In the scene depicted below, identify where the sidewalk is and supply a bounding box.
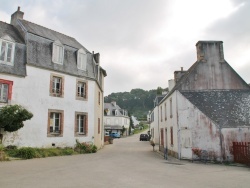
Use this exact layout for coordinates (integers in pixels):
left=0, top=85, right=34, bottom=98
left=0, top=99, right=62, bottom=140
left=155, top=149, right=185, bottom=165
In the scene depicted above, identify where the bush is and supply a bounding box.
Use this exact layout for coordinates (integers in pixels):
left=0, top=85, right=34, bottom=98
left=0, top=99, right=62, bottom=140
left=75, top=140, right=98, bottom=153
left=0, top=105, right=33, bottom=132
left=16, top=147, right=36, bottom=159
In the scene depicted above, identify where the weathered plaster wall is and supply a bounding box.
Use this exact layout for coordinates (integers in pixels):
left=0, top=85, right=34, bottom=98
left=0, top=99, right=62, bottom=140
left=177, top=91, right=250, bottom=161
left=222, top=128, right=250, bottom=161
left=1, top=65, right=96, bottom=148
left=177, top=91, right=221, bottom=160
left=180, top=41, right=250, bottom=91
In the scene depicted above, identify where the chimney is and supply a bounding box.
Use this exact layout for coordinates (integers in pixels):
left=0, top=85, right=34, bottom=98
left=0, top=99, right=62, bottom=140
left=196, top=41, right=224, bottom=63
left=11, top=6, right=24, bottom=26
left=94, top=53, right=100, bottom=64
left=174, top=67, right=186, bottom=83
left=168, top=79, right=175, bottom=91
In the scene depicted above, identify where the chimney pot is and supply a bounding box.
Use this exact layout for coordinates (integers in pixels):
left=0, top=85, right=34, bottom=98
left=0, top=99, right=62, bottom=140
left=181, top=67, right=183, bottom=71
left=18, top=6, right=20, bottom=11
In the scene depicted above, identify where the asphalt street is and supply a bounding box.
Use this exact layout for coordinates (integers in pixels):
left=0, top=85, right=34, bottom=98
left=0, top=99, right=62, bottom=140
left=0, top=133, right=249, bottom=188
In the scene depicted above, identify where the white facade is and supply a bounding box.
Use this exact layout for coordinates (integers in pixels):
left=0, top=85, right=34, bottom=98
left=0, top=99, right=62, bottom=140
left=1, top=66, right=102, bottom=148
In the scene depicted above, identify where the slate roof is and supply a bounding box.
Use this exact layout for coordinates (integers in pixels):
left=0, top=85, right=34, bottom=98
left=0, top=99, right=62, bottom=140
left=0, top=21, right=24, bottom=43
left=18, top=19, right=86, bottom=50
left=0, top=21, right=26, bottom=77
left=104, top=102, right=128, bottom=116
left=180, top=90, right=250, bottom=128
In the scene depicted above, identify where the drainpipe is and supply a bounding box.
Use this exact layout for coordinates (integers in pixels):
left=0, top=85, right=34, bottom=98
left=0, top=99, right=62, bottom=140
left=158, top=105, right=160, bottom=151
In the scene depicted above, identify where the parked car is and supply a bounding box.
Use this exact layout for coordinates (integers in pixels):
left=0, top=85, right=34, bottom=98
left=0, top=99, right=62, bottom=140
left=140, top=134, right=149, bottom=141
left=110, top=132, right=121, bottom=138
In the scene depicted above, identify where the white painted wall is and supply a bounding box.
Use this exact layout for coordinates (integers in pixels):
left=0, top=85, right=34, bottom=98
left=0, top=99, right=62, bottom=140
left=1, top=65, right=98, bottom=148
left=150, top=107, right=159, bottom=144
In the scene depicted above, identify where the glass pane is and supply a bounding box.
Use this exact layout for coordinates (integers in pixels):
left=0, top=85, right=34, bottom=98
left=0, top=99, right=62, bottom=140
left=7, top=43, right=13, bottom=62
left=0, top=42, right=6, bottom=61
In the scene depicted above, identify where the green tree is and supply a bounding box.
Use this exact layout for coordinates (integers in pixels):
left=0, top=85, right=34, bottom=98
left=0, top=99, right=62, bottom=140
left=0, top=105, right=33, bottom=132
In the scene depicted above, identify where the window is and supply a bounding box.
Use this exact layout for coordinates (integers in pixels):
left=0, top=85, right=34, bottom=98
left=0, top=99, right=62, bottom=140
left=170, top=127, right=173, bottom=145
left=170, top=98, right=173, bottom=118
left=98, top=118, right=100, bottom=134
left=50, top=74, right=64, bottom=97
left=98, top=91, right=101, bottom=105
left=77, top=49, right=87, bottom=71
left=76, top=80, right=87, bottom=100
left=160, top=106, right=163, bottom=122
left=161, top=128, right=164, bottom=146
left=48, top=110, right=64, bottom=136
left=0, top=38, right=15, bottom=66
left=0, top=79, right=13, bottom=103
left=75, top=112, right=88, bottom=136
left=52, top=41, right=64, bottom=64
left=164, top=102, right=167, bottom=121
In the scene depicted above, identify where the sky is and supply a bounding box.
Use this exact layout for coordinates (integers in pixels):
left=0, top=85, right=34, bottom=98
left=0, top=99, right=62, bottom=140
left=0, top=0, right=250, bottom=95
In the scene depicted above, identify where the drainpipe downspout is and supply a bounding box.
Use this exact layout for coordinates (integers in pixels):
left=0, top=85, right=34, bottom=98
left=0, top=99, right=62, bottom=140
left=158, top=105, right=160, bottom=151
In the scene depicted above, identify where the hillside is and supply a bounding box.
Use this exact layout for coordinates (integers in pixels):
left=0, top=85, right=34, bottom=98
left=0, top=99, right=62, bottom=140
left=104, top=88, right=165, bottom=120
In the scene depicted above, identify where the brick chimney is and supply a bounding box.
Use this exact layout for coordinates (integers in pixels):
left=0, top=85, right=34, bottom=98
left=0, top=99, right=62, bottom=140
left=196, top=41, right=224, bottom=63
left=11, top=6, right=24, bottom=26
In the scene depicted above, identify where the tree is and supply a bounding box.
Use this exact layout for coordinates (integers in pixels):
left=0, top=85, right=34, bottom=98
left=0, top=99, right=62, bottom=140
left=0, top=105, right=33, bottom=132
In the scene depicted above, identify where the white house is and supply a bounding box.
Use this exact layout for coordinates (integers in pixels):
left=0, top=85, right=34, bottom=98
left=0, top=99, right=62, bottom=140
left=104, top=101, right=130, bottom=136
left=151, top=41, right=250, bottom=161
left=0, top=7, right=107, bottom=149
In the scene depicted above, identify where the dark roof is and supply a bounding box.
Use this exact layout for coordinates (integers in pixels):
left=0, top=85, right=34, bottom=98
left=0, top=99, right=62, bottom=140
left=18, top=19, right=86, bottom=50
left=0, top=21, right=24, bottom=43
left=180, top=90, right=250, bottom=128
left=0, top=21, right=26, bottom=77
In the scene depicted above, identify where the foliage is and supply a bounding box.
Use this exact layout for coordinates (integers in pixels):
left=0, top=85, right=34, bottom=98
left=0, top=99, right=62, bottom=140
left=0, top=144, right=8, bottom=161
left=75, top=139, right=97, bottom=153
left=133, top=124, right=149, bottom=134
left=104, top=88, right=157, bottom=119
left=104, top=87, right=169, bottom=119
left=4, top=146, right=79, bottom=159
left=192, top=148, right=202, bottom=157
left=0, top=105, right=33, bottom=132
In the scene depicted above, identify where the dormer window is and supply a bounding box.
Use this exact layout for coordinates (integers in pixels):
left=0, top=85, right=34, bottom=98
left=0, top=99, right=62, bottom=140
left=0, top=36, right=15, bottom=66
left=77, top=49, right=87, bottom=71
left=52, top=40, right=64, bottom=64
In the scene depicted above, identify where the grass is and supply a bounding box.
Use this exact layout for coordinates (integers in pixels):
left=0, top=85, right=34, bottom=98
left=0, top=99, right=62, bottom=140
left=1, top=141, right=97, bottom=160
left=133, top=124, right=149, bottom=134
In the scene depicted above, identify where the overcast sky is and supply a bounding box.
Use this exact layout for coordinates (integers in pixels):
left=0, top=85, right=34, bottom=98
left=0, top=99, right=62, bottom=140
left=1, top=0, right=249, bottom=95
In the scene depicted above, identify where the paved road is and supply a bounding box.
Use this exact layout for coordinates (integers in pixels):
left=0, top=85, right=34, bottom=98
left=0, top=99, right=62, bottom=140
left=0, top=133, right=249, bottom=188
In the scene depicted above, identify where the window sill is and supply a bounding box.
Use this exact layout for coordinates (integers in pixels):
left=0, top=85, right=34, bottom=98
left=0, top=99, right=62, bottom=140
left=48, top=132, right=62, bottom=137
left=75, top=133, right=87, bottom=137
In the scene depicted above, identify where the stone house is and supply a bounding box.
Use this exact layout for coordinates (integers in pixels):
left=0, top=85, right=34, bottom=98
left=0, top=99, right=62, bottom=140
left=152, top=41, right=250, bottom=161
left=0, top=7, right=106, bottom=148
left=104, top=101, right=130, bottom=136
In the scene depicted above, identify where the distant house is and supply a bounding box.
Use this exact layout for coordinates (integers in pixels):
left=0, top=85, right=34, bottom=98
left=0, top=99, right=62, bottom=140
left=104, top=101, right=130, bottom=136
left=149, top=95, right=165, bottom=145
left=131, top=116, right=140, bottom=127
left=0, top=7, right=106, bottom=148
left=151, top=41, right=250, bottom=161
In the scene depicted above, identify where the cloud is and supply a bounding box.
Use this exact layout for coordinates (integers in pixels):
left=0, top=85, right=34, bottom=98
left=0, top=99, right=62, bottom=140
left=1, top=0, right=250, bottom=95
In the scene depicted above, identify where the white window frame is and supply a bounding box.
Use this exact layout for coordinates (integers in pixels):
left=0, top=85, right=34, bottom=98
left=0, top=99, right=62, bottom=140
left=77, top=49, right=87, bottom=71
left=77, top=114, right=86, bottom=134
left=50, top=112, right=61, bottom=133
left=77, top=81, right=86, bottom=98
left=0, top=37, right=15, bottom=66
left=52, top=76, right=62, bottom=95
left=52, top=41, right=64, bottom=65
left=0, top=83, right=8, bottom=103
